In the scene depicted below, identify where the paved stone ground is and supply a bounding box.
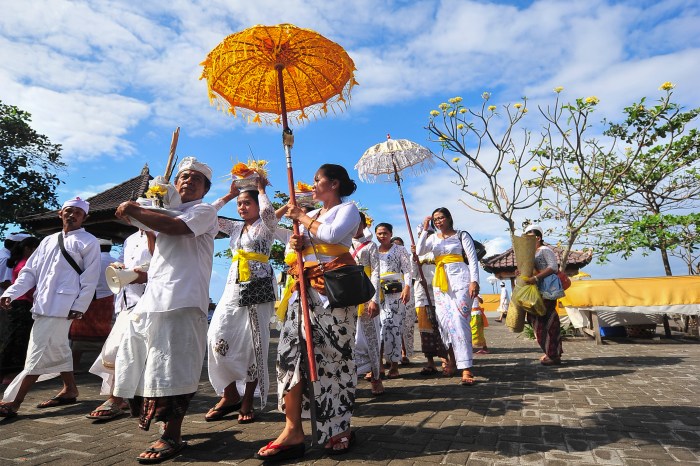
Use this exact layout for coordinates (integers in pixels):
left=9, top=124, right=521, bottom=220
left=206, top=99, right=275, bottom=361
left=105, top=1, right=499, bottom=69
left=1, top=319, right=699, bottom=465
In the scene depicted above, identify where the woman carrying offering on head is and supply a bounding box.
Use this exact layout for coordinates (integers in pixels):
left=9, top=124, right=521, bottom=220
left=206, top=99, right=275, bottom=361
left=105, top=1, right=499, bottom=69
left=207, top=173, right=277, bottom=424
left=522, top=225, right=564, bottom=366
left=256, top=164, right=361, bottom=461
left=375, top=223, right=412, bottom=379
left=417, top=207, right=480, bottom=386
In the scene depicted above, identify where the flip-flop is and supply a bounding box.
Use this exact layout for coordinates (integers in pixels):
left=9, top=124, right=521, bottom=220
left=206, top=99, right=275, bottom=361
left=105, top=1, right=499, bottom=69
left=460, top=370, right=475, bottom=386
left=325, top=431, right=356, bottom=456
left=254, top=441, right=305, bottom=462
left=86, top=400, right=128, bottom=420
left=238, top=409, right=255, bottom=424
left=0, top=404, right=18, bottom=418
left=36, top=396, right=77, bottom=409
left=204, top=400, right=242, bottom=422
left=386, top=372, right=400, bottom=379
left=420, top=366, right=438, bottom=375
left=370, top=379, right=385, bottom=396
left=136, top=437, right=186, bottom=464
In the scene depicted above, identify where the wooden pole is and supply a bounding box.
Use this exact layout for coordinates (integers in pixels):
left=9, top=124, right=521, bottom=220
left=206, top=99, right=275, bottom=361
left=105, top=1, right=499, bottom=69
left=164, top=127, right=180, bottom=182
left=276, top=65, right=318, bottom=382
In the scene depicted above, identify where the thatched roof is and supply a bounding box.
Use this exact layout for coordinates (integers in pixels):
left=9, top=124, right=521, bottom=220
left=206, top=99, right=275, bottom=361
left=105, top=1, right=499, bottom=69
left=19, top=165, right=152, bottom=242
left=482, top=245, right=593, bottom=277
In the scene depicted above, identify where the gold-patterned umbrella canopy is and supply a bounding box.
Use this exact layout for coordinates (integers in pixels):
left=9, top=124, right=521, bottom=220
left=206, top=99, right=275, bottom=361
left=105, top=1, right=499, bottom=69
left=200, top=23, right=358, bottom=125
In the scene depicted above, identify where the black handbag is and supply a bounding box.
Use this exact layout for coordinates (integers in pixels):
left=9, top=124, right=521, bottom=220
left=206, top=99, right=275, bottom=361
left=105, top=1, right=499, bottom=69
left=306, top=213, right=375, bottom=308
left=322, top=264, right=376, bottom=308
left=238, top=276, right=276, bottom=307
left=381, top=280, right=404, bottom=294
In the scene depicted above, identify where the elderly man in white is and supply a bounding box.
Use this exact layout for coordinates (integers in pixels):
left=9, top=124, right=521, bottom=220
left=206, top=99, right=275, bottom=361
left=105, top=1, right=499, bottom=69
left=0, top=197, right=100, bottom=418
left=114, top=157, right=218, bottom=464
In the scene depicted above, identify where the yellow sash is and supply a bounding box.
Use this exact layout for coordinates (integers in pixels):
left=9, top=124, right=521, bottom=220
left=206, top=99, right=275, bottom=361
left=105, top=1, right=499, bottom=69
left=275, top=243, right=350, bottom=321
left=232, top=249, right=269, bottom=282
left=433, top=254, right=463, bottom=292
left=357, top=265, right=372, bottom=316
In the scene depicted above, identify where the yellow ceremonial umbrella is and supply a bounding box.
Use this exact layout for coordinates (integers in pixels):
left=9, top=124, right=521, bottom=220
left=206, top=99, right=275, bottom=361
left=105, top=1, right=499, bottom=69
left=200, top=24, right=357, bottom=386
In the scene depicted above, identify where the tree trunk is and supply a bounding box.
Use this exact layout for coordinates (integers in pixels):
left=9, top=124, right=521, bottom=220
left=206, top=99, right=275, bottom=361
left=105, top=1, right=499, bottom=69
left=659, top=246, right=673, bottom=276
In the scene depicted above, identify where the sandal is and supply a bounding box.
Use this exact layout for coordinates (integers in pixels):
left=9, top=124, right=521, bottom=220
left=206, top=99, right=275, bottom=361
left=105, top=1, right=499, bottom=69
left=541, top=356, right=561, bottom=366
left=442, top=367, right=457, bottom=377
left=36, top=395, right=77, bottom=409
left=254, top=441, right=305, bottom=462
left=400, top=357, right=411, bottom=365
left=0, top=404, right=18, bottom=419
left=325, top=431, right=356, bottom=456
left=86, top=400, right=127, bottom=421
left=386, top=371, right=400, bottom=379
left=136, top=436, right=186, bottom=464
left=420, top=366, right=438, bottom=375
left=370, top=379, right=385, bottom=396
left=364, top=372, right=372, bottom=382
left=460, top=370, right=475, bottom=386
left=204, top=400, right=242, bottom=422
left=238, top=409, right=255, bottom=424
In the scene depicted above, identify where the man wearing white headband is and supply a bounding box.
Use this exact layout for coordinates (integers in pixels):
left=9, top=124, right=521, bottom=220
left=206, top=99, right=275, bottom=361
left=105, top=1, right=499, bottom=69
left=115, top=156, right=218, bottom=463
left=0, top=197, right=100, bottom=418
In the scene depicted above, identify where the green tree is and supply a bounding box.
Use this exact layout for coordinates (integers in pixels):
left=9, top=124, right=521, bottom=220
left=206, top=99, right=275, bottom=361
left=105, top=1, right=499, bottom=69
left=592, top=98, right=700, bottom=274
left=535, top=86, right=692, bottom=270
left=0, top=101, right=64, bottom=235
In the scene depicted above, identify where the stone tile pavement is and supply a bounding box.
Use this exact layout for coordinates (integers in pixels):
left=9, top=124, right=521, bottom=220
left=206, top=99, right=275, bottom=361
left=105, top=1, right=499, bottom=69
left=1, top=320, right=699, bottom=465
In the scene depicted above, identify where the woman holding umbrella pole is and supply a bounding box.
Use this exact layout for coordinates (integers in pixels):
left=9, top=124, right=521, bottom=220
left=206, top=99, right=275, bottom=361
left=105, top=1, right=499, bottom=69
left=256, top=164, right=361, bottom=461
left=417, top=207, right=480, bottom=386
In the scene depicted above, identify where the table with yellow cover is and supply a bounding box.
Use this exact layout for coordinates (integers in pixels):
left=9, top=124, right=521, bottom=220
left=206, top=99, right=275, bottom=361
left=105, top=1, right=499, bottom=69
left=559, top=276, right=700, bottom=344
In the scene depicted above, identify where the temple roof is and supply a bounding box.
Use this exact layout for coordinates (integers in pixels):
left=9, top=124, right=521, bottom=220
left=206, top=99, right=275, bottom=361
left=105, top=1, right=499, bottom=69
left=482, top=245, right=593, bottom=275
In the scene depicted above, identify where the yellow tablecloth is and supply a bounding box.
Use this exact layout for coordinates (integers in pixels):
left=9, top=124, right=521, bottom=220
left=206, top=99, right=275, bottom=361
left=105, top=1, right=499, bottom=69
left=560, top=276, right=700, bottom=315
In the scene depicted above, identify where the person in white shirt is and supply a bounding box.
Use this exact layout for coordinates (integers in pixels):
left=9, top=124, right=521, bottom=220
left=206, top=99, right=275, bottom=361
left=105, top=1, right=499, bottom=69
left=70, top=238, right=117, bottom=366
left=114, top=157, right=218, bottom=464
left=86, top=230, right=153, bottom=421
left=495, top=282, right=510, bottom=322
left=0, top=197, right=100, bottom=418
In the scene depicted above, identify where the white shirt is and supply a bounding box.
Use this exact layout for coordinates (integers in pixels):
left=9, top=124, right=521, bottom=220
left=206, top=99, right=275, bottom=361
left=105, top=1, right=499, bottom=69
left=1, top=229, right=100, bottom=317
left=134, top=199, right=218, bottom=314
left=0, top=247, right=11, bottom=288
left=115, top=231, right=152, bottom=314
left=95, top=251, right=116, bottom=299
left=300, top=201, right=360, bottom=263
left=417, top=229, right=480, bottom=292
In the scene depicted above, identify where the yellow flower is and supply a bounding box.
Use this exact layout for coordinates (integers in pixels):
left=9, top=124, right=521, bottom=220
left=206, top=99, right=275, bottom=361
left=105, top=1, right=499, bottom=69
left=472, top=191, right=478, bottom=196
left=296, top=181, right=313, bottom=192
left=452, top=157, right=460, bottom=162
left=508, top=159, right=516, bottom=165
left=439, top=102, right=450, bottom=110
left=146, top=185, right=168, bottom=198
left=522, top=108, right=528, bottom=114
left=430, top=110, right=440, bottom=117
left=514, top=103, right=522, bottom=109
left=449, top=97, right=463, bottom=104
left=459, top=108, right=466, bottom=114
left=659, top=81, right=675, bottom=91
left=448, top=111, right=456, bottom=117
left=457, top=123, right=464, bottom=130
left=531, top=166, right=539, bottom=172
left=364, top=214, right=374, bottom=227
left=554, top=86, right=564, bottom=93
left=482, top=92, right=491, bottom=100
left=585, top=96, right=600, bottom=105
left=488, top=105, right=496, bottom=111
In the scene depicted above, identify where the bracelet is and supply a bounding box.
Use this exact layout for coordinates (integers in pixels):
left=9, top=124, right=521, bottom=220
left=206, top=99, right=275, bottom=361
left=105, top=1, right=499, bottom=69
left=308, top=218, right=316, bottom=230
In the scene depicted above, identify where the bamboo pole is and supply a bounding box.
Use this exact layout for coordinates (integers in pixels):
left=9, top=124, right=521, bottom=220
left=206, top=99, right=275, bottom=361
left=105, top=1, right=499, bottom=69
left=164, top=127, right=180, bottom=182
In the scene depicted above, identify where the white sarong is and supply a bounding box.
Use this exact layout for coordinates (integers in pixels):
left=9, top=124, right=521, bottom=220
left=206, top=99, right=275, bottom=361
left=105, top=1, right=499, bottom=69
left=3, top=316, right=73, bottom=402
left=89, top=311, right=130, bottom=395
left=113, top=307, right=207, bottom=398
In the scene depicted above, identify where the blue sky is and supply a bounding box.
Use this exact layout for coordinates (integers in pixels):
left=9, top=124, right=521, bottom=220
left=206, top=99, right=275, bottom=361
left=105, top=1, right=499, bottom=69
left=2, top=0, right=699, bottom=299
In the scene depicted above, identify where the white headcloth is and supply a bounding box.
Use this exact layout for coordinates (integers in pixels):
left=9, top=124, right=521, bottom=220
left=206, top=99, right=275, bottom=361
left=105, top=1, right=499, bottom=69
left=176, top=156, right=213, bottom=182
left=62, top=197, right=90, bottom=214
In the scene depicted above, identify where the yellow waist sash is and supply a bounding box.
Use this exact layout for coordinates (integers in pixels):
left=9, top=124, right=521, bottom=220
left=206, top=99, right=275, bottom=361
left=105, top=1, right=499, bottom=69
left=275, top=243, right=350, bottom=321
left=433, top=254, right=463, bottom=292
left=232, top=249, right=269, bottom=282
left=357, top=265, right=372, bottom=316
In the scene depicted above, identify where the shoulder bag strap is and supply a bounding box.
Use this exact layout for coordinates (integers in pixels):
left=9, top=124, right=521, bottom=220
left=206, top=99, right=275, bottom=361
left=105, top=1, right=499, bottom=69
left=351, top=241, right=370, bottom=259
left=57, top=233, right=83, bottom=274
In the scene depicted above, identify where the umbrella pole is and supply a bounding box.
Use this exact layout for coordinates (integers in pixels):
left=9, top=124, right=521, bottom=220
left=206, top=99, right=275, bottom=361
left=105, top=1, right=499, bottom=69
left=392, top=159, right=434, bottom=308
left=276, top=66, right=318, bottom=383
